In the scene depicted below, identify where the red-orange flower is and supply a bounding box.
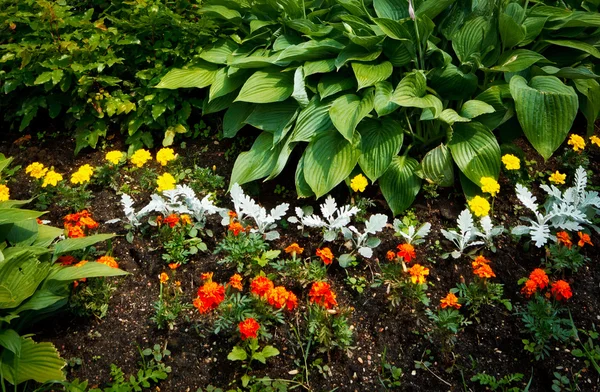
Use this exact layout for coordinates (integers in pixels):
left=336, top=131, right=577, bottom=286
left=386, top=250, right=396, bottom=261
left=97, top=255, right=119, bottom=269
left=78, top=216, right=99, bottom=230
left=193, top=280, right=225, bottom=314
left=529, top=268, right=549, bottom=290
left=285, top=291, right=298, bottom=311
left=397, top=243, right=416, bottom=263
left=440, top=292, right=461, bottom=309
left=250, top=276, right=274, bottom=297
left=551, top=280, right=572, bottom=301
left=201, top=272, right=214, bottom=281
left=168, top=263, right=180, bottom=270
left=163, top=214, right=179, bottom=228
left=408, top=264, right=429, bottom=284
left=239, top=318, right=260, bottom=340
left=471, top=255, right=490, bottom=269
left=56, top=255, right=78, bottom=266
left=228, top=221, right=244, bottom=236
left=284, top=243, right=304, bottom=256
left=316, top=247, right=334, bottom=265
left=308, top=281, right=338, bottom=309
left=521, top=279, right=538, bottom=297
left=473, top=263, right=496, bottom=279
left=556, top=231, right=572, bottom=248
left=229, top=274, right=243, bottom=290
left=578, top=232, right=593, bottom=247
left=266, top=286, right=290, bottom=309
left=68, top=226, right=85, bottom=238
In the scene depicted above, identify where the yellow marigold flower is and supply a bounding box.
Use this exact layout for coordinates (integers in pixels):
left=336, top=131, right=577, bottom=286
left=25, top=162, right=48, bottom=179
left=130, top=149, right=152, bottom=168
left=156, top=148, right=177, bottom=166
left=408, top=264, right=429, bottom=284
left=590, top=135, right=600, bottom=147
left=567, top=134, right=585, bottom=152
left=42, top=170, right=63, bottom=187
left=0, top=184, right=9, bottom=201
left=157, top=173, right=176, bottom=192
left=549, top=171, right=566, bottom=185
left=501, top=154, right=520, bottom=170
left=159, top=272, right=169, bottom=284
left=70, top=164, right=94, bottom=185
left=480, top=177, right=500, bottom=197
left=468, top=196, right=490, bottom=217
left=350, top=174, right=368, bottom=193
left=105, top=150, right=124, bottom=165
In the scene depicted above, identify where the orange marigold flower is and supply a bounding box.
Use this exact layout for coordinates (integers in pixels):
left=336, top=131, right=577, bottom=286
left=286, top=291, right=298, bottom=311
left=284, top=243, right=304, bottom=255
left=316, top=247, right=334, bottom=265
left=97, top=255, right=119, bottom=269
left=577, top=232, right=593, bottom=247
left=194, top=280, right=225, bottom=313
left=74, top=260, right=88, bottom=268
left=408, top=264, right=429, bottom=284
left=159, top=272, right=169, bottom=284
left=175, top=281, right=181, bottom=287
left=250, top=276, right=274, bottom=297
left=471, top=255, right=490, bottom=269
left=397, top=243, right=416, bottom=263
left=551, top=280, right=573, bottom=301
left=78, top=216, right=99, bottom=230
left=308, top=281, right=338, bottom=309
left=266, top=286, right=290, bottom=309
left=239, top=318, right=260, bottom=340
left=156, top=215, right=163, bottom=226
left=56, top=255, right=78, bottom=266
left=229, top=274, right=243, bottom=290
left=386, top=250, right=396, bottom=261
left=473, top=263, right=496, bottom=279
left=440, top=292, right=461, bottom=309
left=168, top=263, right=180, bottom=270
left=201, top=272, right=214, bottom=281
left=228, top=221, right=244, bottom=236
left=180, top=214, right=192, bottom=225
left=529, top=268, right=549, bottom=290
left=556, top=231, right=572, bottom=248
left=163, top=214, right=179, bottom=228
left=228, top=210, right=237, bottom=218
left=68, top=226, right=85, bottom=238
left=63, top=212, right=81, bottom=224
left=521, top=279, right=538, bottom=297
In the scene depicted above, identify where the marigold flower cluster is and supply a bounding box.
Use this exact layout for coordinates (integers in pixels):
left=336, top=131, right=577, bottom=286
left=228, top=274, right=243, bottom=290
left=26, top=162, right=48, bottom=179
left=42, top=170, right=63, bottom=187
left=156, top=148, right=177, bottom=166
left=228, top=221, right=245, bottom=236
left=70, top=164, right=94, bottom=185
left=130, top=149, right=152, bottom=168
left=156, top=172, right=176, bottom=192
left=501, top=154, right=520, bottom=170
left=396, top=243, right=416, bottom=262
left=556, top=231, right=593, bottom=248
left=408, top=264, right=429, bottom=284
left=97, top=255, right=119, bottom=269
left=284, top=243, right=304, bottom=256
left=440, top=292, right=461, bottom=309
left=480, top=177, right=500, bottom=197
left=471, top=255, right=496, bottom=279
left=350, top=174, right=368, bottom=192
left=316, top=247, right=334, bottom=265
left=468, top=195, right=490, bottom=217
left=63, top=210, right=99, bottom=238
left=250, top=276, right=298, bottom=311
left=157, top=213, right=185, bottom=228
left=550, top=280, right=572, bottom=301
left=239, top=317, right=260, bottom=340
left=549, top=171, right=566, bottom=185
left=105, top=151, right=124, bottom=165
left=0, top=184, right=9, bottom=202
left=308, top=281, right=338, bottom=309
left=521, top=268, right=549, bottom=297
left=193, top=273, right=225, bottom=314
left=568, top=134, right=585, bottom=152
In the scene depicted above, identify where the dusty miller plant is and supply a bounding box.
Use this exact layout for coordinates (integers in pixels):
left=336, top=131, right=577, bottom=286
left=512, top=167, right=600, bottom=247
left=339, top=213, right=388, bottom=267
left=441, top=209, right=484, bottom=259
left=393, top=220, right=431, bottom=245
left=298, top=195, right=359, bottom=242
left=220, top=183, right=289, bottom=241
left=476, top=216, right=504, bottom=252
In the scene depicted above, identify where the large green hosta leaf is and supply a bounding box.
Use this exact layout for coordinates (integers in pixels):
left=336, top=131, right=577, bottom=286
left=0, top=337, right=65, bottom=385
left=379, top=156, right=421, bottom=216
left=391, top=71, right=443, bottom=117
left=351, top=61, right=393, bottom=90
left=447, top=122, right=501, bottom=186
left=155, top=64, right=219, bottom=89
left=491, top=49, right=546, bottom=72
left=373, top=0, right=409, bottom=19
left=0, top=251, right=49, bottom=309
left=509, top=75, right=579, bottom=160
left=374, top=81, right=399, bottom=116
left=329, top=90, right=374, bottom=141
left=291, top=96, right=334, bottom=142
left=303, top=132, right=362, bottom=198
left=357, top=118, right=404, bottom=182
left=235, top=70, right=294, bottom=103
left=418, top=144, right=454, bottom=187
left=230, top=132, right=282, bottom=187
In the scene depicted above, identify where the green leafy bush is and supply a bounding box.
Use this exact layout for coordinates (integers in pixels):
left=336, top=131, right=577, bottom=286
left=158, top=0, right=600, bottom=214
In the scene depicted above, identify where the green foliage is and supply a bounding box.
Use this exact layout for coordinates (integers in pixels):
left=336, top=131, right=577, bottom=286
left=155, top=0, right=599, bottom=213
left=69, top=277, right=117, bottom=319
left=215, top=232, right=268, bottom=273
left=151, top=278, right=191, bottom=330
left=306, top=304, right=353, bottom=353
left=455, top=280, right=512, bottom=321
left=546, top=243, right=587, bottom=273
left=471, top=372, right=525, bottom=392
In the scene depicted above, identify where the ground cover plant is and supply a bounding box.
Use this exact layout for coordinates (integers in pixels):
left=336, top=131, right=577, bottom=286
left=0, top=0, right=600, bottom=391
